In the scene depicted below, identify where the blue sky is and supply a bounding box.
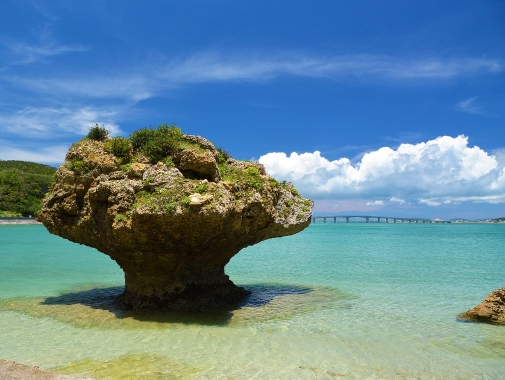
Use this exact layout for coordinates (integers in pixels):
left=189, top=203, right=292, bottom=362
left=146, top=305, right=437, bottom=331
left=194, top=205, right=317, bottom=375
left=1, top=1, right=504, bottom=219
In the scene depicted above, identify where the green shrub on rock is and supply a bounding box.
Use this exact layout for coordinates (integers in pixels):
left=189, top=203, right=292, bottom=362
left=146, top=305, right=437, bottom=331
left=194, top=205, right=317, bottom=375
left=161, top=157, right=175, bottom=167
left=104, top=137, right=132, bottom=159
left=245, top=166, right=263, bottom=191
left=217, top=148, right=230, bottom=164
left=87, top=124, right=110, bottom=141
left=65, top=159, right=91, bottom=174
left=130, top=124, right=183, bottom=163
left=115, top=214, right=125, bottom=222
left=195, top=183, right=209, bottom=193
left=129, top=128, right=155, bottom=150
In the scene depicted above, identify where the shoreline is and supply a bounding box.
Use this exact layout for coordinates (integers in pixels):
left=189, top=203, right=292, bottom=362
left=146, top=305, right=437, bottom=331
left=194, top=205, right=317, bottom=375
left=0, top=217, right=42, bottom=225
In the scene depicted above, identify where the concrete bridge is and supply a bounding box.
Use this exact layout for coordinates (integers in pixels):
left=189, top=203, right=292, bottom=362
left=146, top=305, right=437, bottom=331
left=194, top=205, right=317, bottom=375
left=311, top=215, right=451, bottom=224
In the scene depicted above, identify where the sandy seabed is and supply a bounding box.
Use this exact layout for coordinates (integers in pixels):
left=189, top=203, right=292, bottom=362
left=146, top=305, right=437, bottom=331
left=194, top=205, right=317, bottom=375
left=0, top=359, right=93, bottom=380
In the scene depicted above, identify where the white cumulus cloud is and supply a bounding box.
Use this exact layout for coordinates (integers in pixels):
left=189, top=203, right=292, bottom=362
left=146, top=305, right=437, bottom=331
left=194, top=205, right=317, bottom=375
left=390, top=197, right=406, bottom=205
left=259, top=135, right=505, bottom=205
left=366, top=200, right=384, bottom=206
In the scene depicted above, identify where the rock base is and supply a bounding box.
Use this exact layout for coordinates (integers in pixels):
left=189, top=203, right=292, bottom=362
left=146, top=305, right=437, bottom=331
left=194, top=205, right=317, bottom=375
left=116, top=280, right=251, bottom=311
left=458, top=287, right=505, bottom=324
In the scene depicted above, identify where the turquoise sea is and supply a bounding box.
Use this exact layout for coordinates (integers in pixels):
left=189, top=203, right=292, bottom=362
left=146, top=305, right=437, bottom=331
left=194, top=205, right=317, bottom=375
left=1, top=223, right=505, bottom=379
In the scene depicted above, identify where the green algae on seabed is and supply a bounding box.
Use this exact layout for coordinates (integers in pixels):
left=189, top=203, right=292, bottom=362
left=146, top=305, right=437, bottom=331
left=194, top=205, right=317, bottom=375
left=0, top=285, right=351, bottom=330
left=51, top=353, right=202, bottom=380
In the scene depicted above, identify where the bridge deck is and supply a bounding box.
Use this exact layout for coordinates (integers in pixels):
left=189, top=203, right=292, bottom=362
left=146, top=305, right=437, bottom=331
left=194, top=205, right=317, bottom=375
left=311, top=215, right=451, bottom=223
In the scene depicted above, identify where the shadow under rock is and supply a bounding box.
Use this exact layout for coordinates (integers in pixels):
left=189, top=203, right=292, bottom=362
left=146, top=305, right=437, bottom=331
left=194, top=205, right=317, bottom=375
left=40, top=284, right=313, bottom=326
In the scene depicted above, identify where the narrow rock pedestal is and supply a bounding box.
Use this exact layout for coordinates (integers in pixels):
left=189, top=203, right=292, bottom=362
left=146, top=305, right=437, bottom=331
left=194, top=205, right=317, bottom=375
left=117, top=276, right=250, bottom=311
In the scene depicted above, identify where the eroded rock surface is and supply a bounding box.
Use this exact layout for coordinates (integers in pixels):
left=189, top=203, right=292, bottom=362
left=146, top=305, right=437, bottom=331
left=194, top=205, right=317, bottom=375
left=38, top=130, right=313, bottom=311
left=458, top=287, right=505, bottom=324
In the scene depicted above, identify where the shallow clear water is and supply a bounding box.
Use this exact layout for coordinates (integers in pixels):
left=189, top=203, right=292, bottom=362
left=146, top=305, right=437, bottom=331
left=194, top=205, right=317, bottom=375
left=1, top=223, right=504, bottom=379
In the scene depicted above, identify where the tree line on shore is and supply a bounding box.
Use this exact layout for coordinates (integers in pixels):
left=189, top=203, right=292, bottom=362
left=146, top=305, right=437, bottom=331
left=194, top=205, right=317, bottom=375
left=0, top=160, right=56, bottom=217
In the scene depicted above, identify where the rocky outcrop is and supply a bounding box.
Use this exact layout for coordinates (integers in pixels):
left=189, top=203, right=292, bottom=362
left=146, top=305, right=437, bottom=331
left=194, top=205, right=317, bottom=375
left=38, top=128, right=313, bottom=311
left=458, top=288, right=505, bottom=324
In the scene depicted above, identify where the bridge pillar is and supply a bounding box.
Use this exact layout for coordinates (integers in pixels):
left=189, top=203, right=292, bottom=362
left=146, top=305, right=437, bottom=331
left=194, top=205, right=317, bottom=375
left=346, top=217, right=349, bottom=223
left=366, top=217, right=369, bottom=223
left=386, top=218, right=389, bottom=223
left=323, top=217, right=327, bottom=223
left=377, top=217, right=381, bottom=223
left=333, top=217, right=336, bottom=223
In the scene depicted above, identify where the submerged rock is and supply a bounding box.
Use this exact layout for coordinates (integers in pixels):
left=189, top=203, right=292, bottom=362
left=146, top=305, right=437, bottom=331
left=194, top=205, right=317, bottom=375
left=458, top=287, right=505, bottom=324
left=38, top=125, right=313, bottom=311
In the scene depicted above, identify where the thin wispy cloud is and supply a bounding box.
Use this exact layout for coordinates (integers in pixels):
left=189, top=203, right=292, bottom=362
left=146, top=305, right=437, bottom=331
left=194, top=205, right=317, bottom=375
left=0, top=106, right=121, bottom=138
left=160, top=52, right=503, bottom=84
left=0, top=105, right=122, bottom=163
left=4, top=75, right=154, bottom=102
left=456, top=96, right=484, bottom=114
left=1, top=25, right=87, bottom=65
left=6, top=40, right=87, bottom=64
left=419, top=194, right=505, bottom=206
left=1, top=52, right=502, bottom=104
left=384, top=132, right=424, bottom=144
left=0, top=139, right=67, bottom=164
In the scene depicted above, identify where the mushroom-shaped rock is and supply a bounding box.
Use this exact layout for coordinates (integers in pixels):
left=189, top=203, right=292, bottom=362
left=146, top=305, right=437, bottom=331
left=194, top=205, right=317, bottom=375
left=458, top=287, right=505, bottom=324
left=38, top=125, right=313, bottom=311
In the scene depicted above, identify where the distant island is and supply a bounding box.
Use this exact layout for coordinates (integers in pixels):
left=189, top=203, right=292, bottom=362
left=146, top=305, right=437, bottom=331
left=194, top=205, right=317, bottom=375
left=0, top=160, right=56, bottom=217
left=451, top=217, right=505, bottom=224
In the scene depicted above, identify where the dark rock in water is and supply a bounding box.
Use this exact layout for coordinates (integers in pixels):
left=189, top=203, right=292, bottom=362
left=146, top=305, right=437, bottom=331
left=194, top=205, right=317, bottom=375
left=458, top=287, right=505, bottom=324
left=38, top=126, right=313, bottom=311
